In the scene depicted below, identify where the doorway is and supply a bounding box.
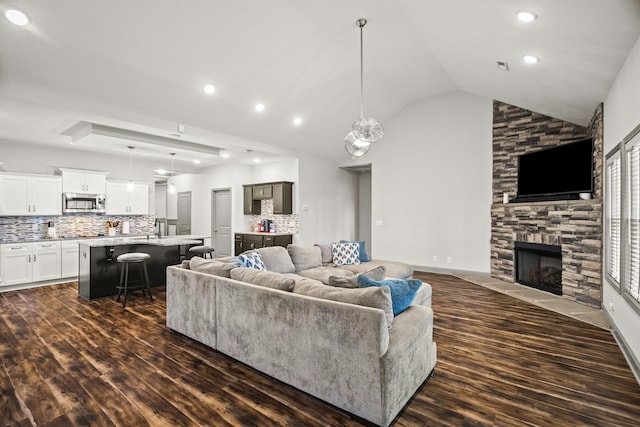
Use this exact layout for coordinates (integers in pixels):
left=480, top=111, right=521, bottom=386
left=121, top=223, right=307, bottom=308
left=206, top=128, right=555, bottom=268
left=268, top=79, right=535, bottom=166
left=211, top=188, right=232, bottom=257
left=177, top=191, right=192, bottom=235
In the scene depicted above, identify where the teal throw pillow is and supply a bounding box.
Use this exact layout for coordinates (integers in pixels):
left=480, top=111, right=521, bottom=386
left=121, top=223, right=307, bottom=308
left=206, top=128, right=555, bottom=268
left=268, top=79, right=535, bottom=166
left=238, top=252, right=267, bottom=271
left=357, top=275, right=421, bottom=315
left=340, top=239, right=370, bottom=262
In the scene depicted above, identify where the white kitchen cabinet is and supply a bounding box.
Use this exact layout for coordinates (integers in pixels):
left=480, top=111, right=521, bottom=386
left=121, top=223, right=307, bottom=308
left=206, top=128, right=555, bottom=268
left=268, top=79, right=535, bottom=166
left=0, top=243, right=32, bottom=286
left=0, top=173, right=61, bottom=216
left=59, top=169, right=106, bottom=194
left=106, top=181, right=149, bottom=215
left=0, top=242, right=62, bottom=286
left=61, top=240, right=80, bottom=277
left=33, top=242, right=61, bottom=281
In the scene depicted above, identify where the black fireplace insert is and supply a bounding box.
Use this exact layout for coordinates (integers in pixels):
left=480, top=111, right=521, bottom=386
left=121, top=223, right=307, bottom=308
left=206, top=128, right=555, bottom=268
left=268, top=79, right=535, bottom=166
left=514, top=242, right=562, bottom=295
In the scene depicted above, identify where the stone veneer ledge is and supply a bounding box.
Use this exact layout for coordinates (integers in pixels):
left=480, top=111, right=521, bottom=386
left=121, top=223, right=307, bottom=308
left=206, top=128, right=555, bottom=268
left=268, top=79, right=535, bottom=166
left=490, top=101, right=603, bottom=308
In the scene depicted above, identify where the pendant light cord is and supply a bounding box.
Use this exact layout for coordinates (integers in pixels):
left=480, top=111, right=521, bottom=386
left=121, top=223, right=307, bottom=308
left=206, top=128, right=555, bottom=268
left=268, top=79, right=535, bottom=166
left=358, top=19, right=366, bottom=119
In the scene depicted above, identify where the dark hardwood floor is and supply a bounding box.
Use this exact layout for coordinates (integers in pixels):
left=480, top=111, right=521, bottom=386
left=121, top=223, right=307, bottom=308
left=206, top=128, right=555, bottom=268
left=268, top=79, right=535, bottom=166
left=2, top=272, right=640, bottom=426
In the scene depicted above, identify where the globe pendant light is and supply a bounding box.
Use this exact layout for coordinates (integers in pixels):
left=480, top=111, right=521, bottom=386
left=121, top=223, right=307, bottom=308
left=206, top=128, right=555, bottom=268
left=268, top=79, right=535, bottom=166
left=345, top=18, right=383, bottom=157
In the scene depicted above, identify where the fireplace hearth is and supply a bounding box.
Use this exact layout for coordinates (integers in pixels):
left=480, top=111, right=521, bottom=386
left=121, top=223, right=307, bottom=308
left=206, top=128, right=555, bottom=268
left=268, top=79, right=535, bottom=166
left=514, top=242, right=562, bottom=295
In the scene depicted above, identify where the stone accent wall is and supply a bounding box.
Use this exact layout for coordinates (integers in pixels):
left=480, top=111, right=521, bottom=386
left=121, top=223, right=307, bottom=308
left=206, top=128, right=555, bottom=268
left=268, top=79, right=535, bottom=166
left=491, top=101, right=603, bottom=308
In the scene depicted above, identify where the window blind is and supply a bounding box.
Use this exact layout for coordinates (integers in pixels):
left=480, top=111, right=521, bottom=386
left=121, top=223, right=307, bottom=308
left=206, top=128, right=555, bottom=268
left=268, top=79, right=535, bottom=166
left=626, top=140, right=640, bottom=301
left=606, top=151, right=621, bottom=284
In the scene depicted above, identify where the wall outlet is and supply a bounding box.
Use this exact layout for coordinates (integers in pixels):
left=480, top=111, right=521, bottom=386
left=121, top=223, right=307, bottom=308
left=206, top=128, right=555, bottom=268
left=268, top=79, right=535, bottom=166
left=446, top=256, right=452, bottom=264
left=32, top=223, right=38, bottom=231
left=609, top=302, right=615, bottom=312
left=375, top=220, right=383, bottom=226
left=433, top=255, right=438, bottom=262
left=302, top=204, right=309, bottom=211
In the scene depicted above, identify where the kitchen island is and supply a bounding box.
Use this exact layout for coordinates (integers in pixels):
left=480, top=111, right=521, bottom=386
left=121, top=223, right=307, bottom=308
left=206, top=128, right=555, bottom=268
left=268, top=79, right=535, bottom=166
left=78, top=236, right=203, bottom=300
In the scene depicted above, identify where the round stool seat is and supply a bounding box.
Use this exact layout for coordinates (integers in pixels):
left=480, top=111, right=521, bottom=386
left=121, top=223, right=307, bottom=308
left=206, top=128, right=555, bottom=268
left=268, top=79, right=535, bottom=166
left=117, top=252, right=151, bottom=263
left=189, top=245, right=215, bottom=258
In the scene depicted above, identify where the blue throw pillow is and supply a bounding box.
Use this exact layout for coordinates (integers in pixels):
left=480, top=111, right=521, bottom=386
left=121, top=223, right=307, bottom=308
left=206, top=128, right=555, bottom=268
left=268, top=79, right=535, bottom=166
left=357, top=275, right=421, bottom=315
left=238, top=252, right=267, bottom=271
left=340, top=239, right=370, bottom=262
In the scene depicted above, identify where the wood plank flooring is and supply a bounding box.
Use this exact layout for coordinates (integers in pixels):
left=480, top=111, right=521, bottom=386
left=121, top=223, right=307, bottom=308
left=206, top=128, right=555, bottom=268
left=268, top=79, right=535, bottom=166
left=1, top=272, right=640, bottom=426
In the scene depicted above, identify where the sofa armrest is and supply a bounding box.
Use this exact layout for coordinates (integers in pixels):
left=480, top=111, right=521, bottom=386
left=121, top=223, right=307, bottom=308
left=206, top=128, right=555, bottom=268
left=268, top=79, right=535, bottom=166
left=166, top=266, right=217, bottom=349
left=413, top=282, right=433, bottom=308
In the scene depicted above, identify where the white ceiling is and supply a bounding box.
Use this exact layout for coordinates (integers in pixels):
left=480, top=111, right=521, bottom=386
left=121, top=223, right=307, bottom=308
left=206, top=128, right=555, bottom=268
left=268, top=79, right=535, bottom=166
left=1, top=0, right=639, bottom=167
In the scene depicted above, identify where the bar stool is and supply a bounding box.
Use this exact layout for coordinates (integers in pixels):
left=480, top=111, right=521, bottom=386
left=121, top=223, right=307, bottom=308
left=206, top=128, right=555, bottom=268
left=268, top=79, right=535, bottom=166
left=189, top=245, right=215, bottom=259
left=116, top=252, right=152, bottom=308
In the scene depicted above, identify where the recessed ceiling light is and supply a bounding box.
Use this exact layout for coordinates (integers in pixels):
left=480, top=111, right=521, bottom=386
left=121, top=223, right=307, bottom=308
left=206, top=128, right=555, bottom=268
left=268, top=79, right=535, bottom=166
left=193, top=159, right=201, bottom=164
left=220, top=152, right=230, bottom=159
left=523, top=55, right=539, bottom=64
left=203, top=84, right=215, bottom=94
left=253, top=158, right=261, bottom=163
left=516, top=10, right=537, bottom=23
left=5, top=9, right=29, bottom=26
left=293, top=117, right=302, bottom=126
left=255, top=103, right=265, bottom=112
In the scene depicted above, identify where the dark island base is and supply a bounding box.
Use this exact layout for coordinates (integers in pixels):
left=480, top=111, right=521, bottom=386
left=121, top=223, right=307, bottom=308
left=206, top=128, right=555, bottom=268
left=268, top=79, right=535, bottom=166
left=78, top=243, right=196, bottom=300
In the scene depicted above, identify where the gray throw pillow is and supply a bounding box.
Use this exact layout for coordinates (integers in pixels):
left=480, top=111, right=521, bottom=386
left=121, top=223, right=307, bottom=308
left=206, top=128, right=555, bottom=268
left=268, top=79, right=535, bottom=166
left=230, top=267, right=296, bottom=292
left=314, top=242, right=334, bottom=264
left=328, top=265, right=387, bottom=288
left=293, top=281, right=393, bottom=328
left=189, top=257, right=236, bottom=278
left=287, top=244, right=322, bottom=271
left=296, top=267, right=354, bottom=285
left=256, top=246, right=295, bottom=273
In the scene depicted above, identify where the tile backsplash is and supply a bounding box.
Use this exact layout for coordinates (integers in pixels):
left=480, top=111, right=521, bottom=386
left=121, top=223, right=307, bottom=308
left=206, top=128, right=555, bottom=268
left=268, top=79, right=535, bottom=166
left=251, top=199, right=299, bottom=233
left=0, top=214, right=155, bottom=241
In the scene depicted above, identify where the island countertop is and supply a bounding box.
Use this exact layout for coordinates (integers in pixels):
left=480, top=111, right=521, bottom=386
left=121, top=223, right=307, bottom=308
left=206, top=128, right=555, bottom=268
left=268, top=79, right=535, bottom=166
left=79, top=235, right=204, bottom=247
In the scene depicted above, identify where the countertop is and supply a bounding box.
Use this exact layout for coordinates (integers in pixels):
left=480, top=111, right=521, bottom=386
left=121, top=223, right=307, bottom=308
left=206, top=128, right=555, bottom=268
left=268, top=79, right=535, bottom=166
left=1, top=234, right=204, bottom=245
left=236, top=231, right=294, bottom=236
left=79, top=235, right=204, bottom=247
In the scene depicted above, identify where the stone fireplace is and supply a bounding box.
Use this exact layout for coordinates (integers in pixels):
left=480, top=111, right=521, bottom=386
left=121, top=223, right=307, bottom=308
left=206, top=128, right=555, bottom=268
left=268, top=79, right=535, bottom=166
left=490, top=101, right=603, bottom=308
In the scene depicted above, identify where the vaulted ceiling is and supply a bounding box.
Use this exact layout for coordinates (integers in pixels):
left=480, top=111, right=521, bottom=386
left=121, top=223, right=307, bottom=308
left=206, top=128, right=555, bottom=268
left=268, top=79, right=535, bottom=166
left=1, top=0, right=639, bottom=167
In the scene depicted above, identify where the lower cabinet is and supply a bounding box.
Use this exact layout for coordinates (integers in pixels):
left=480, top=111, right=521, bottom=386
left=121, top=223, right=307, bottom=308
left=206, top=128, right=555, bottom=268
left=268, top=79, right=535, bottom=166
left=61, top=240, right=80, bottom=278
left=0, top=242, right=61, bottom=286
left=234, top=233, right=293, bottom=256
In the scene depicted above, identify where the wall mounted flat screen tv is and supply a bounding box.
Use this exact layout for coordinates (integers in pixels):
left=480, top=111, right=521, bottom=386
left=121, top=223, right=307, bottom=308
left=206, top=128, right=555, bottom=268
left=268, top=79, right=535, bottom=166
left=515, top=138, right=593, bottom=202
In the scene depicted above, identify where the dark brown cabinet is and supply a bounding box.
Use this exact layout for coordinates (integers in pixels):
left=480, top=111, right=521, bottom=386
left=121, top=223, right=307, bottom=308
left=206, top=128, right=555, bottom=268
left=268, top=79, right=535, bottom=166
left=243, top=185, right=261, bottom=215
left=234, top=233, right=293, bottom=255
left=243, top=181, right=293, bottom=215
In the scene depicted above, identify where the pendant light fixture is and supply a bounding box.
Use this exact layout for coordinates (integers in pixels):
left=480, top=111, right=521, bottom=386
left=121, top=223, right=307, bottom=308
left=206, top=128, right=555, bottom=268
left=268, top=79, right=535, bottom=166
left=167, top=153, right=176, bottom=195
left=345, top=18, right=383, bottom=157
left=126, top=146, right=135, bottom=192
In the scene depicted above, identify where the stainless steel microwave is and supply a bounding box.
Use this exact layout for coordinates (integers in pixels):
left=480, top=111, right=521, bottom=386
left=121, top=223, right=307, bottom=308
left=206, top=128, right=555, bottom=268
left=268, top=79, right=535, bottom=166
left=62, top=193, right=106, bottom=214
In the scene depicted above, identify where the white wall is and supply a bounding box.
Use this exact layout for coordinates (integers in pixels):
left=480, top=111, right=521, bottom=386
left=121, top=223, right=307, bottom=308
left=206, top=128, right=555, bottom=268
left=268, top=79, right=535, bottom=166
left=603, top=35, right=640, bottom=364
left=297, top=154, right=358, bottom=245
left=358, top=171, right=372, bottom=254
left=364, top=91, right=493, bottom=272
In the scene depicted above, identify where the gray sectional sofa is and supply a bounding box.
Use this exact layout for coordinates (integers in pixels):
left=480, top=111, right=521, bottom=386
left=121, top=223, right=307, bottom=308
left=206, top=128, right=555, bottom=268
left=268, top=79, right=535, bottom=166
left=166, top=245, right=437, bottom=426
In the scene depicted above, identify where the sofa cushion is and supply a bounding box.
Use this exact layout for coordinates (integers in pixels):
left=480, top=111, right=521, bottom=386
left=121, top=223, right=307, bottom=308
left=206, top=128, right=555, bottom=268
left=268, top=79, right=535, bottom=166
left=189, top=257, right=236, bottom=278
left=340, top=239, right=370, bottom=262
left=287, top=244, right=322, bottom=271
left=328, top=265, right=386, bottom=288
left=314, top=242, right=334, bottom=264
left=331, top=242, right=360, bottom=266
left=297, top=266, right=354, bottom=285
left=256, top=246, right=295, bottom=273
left=357, top=275, right=422, bottom=315
left=293, top=281, right=393, bottom=328
left=339, top=259, right=414, bottom=279
left=230, top=267, right=295, bottom=292
left=239, top=251, right=267, bottom=271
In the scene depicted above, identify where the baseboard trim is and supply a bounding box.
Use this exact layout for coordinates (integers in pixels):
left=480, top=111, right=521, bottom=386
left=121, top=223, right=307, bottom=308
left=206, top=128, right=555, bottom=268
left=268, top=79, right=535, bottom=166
left=603, top=309, right=640, bottom=386
left=413, top=265, right=490, bottom=277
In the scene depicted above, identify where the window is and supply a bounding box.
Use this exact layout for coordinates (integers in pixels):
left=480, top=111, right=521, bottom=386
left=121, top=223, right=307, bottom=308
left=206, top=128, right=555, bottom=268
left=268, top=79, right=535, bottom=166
left=605, top=147, right=621, bottom=285
left=625, top=130, right=640, bottom=302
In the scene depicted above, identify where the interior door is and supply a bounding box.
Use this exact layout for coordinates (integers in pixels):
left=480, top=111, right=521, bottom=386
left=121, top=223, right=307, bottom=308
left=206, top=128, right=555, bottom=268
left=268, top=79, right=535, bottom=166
left=212, top=189, right=232, bottom=257
left=177, top=192, right=191, bottom=235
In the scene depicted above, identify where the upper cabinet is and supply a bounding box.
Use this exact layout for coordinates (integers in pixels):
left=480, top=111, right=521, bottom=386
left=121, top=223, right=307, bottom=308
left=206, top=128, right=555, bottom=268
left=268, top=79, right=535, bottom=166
left=0, top=173, right=62, bottom=216
left=59, top=169, right=107, bottom=194
left=106, top=181, right=149, bottom=215
left=243, top=181, right=293, bottom=215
